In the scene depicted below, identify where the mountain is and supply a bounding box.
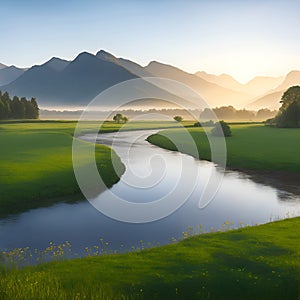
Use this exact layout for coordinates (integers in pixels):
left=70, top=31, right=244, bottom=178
left=196, top=71, right=283, bottom=96
left=195, top=71, right=243, bottom=92
left=247, top=71, right=300, bottom=110
left=0, top=63, right=7, bottom=70
left=96, top=50, right=120, bottom=65
left=2, top=50, right=252, bottom=108
left=145, top=61, right=252, bottom=108
left=0, top=66, right=26, bottom=86
left=271, top=70, right=300, bottom=92
left=2, top=50, right=295, bottom=110
left=246, top=91, right=283, bottom=110
left=245, top=76, right=284, bottom=95
left=41, top=57, right=70, bottom=71
left=96, top=50, right=153, bottom=77
left=1, top=52, right=138, bottom=106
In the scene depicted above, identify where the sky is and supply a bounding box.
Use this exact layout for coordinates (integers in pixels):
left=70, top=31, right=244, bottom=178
left=1, top=0, right=300, bottom=83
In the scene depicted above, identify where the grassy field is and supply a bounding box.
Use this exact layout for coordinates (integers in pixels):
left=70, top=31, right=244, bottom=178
left=147, top=124, right=300, bottom=172
left=0, top=120, right=194, bottom=217
left=0, top=121, right=126, bottom=217
left=1, top=121, right=300, bottom=299
left=0, top=217, right=299, bottom=299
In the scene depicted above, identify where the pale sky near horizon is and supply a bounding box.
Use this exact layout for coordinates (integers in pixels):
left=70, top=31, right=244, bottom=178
left=1, top=0, right=300, bottom=83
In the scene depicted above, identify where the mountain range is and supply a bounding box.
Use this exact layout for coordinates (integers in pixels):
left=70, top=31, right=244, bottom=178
left=0, top=50, right=299, bottom=109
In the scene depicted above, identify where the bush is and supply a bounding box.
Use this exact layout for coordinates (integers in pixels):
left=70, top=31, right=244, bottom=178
left=211, top=120, right=232, bottom=137
left=173, top=116, right=183, bottom=122
left=194, top=120, right=214, bottom=127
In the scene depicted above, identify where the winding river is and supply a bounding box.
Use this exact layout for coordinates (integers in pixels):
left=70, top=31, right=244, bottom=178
left=1, top=129, right=300, bottom=256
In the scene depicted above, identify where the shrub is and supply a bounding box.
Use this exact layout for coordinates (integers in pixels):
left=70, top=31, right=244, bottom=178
left=211, top=120, right=232, bottom=137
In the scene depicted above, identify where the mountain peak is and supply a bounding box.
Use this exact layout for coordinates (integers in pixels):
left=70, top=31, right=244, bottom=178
left=0, top=63, right=7, bottom=69
left=285, top=70, right=300, bottom=77
left=96, top=50, right=119, bottom=64
left=147, top=60, right=161, bottom=67
left=74, top=51, right=95, bottom=60
left=43, top=57, right=70, bottom=71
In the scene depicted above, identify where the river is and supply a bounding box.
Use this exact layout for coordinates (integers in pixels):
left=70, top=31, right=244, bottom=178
left=1, top=129, right=299, bottom=257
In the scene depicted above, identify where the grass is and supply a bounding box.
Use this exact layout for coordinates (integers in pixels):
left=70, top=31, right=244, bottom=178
left=0, top=121, right=127, bottom=217
left=0, top=217, right=299, bottom=299
left=147, top=124, right=300, bottom=172
left=0, top=120, right=193, bottom=217
left=1, top=121, right=300, bottom=299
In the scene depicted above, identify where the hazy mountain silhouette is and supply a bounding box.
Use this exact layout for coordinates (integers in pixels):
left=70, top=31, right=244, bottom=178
left=247, top=71, right=300, bottom=109
left=196, top=71, right=283, bottom=96
left=247, top=91, right=283, bottom=110
left=195, top=71, right=243, bottom=92
left=245, top=76, right=283, bottom=95
left=97, top=50, right=153, bottom=77
left=271, top=70, right=300, bottom=92
left=146, top=61, right=252, bottom=107
left=0, top=66, right=26, bottom=86
left=0, top=63, right=7, bottom=70
left=42, top=57, right=70, bottom=71
left=2, top=51, right=138, bottom=106
left=2, top=50, right=298, bottom=110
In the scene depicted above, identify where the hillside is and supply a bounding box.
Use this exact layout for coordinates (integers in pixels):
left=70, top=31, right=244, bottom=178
left=0, top=66, right=26, bottom=86
left=246, top=71, right=300, bottom=109
left=196, top=71, right=283, bottom=96
left=146, top=61, right=252, bottom=108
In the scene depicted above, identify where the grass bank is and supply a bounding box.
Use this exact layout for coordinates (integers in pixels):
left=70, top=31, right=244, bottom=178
left=0, top=121, right=126, bottom=217
left=0, top=120, right=194, bottom=217
left=1, top=217, right=299, bottom=299
left=147, top=124, right=300, bottom=172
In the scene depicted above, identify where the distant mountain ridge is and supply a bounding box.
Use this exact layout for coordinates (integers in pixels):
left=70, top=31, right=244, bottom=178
left=1, top=51, right=299, bottom=110
left=1, top=52, right=139, bottom=106
left=247, top=71, right=300, bottom=109
left=196, top=71, right=284, bottom=96
left=0, top=51, right=253, bottom=108
left=0, top=66, right=27, bottom=86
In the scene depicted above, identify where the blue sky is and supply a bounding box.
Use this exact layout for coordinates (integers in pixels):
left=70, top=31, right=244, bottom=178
left=1, top=0, right=300, bottom=82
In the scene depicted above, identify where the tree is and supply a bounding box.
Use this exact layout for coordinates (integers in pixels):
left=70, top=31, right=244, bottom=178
left=256, top=108, right=277, bottom=120
left=194, top=120, right=214, bottom=127
left=274, top=86, right=300, bottom=127
left=10, top=96, right=24, bottom=119
left=1, top=91, right=11, bottom=119
left=173, top=115, right=183, bottom=122
left=30, top=98, right=40, bottom=119
left=113, top=113, right=128, bottom=123
left=211, top=120, right=232, bottom=137
left=0, top=99, right=6, bottom=119
left=0, top=90, right=39, bottom=120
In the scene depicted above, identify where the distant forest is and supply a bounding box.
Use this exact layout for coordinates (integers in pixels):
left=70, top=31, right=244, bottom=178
left=0, top=90, right=39, bottom=120
left=200, top=106, right=277, bottom=121
left=40, top=107, right=277, bottom=121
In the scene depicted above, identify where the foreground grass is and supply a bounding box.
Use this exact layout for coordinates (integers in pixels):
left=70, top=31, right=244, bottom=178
left=147, top=124, right=300, bottom=172
left=1, top=217, right=299, bottom=299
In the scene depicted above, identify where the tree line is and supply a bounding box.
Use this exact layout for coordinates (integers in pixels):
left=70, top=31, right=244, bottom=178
left=0, top=90, right=39, bottom=120
left=200, top=106, right=277, bottom=121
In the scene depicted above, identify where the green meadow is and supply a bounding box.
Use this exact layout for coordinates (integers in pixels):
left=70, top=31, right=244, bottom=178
left=0, top=120, right=193, bottom=217
left=1, top=121, right=300, bottom=299
left=1, top=217, right=299, bottom=299
left=147, top=124, right=300, bottom=172
left=0, top=121, right=126, bottom=217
